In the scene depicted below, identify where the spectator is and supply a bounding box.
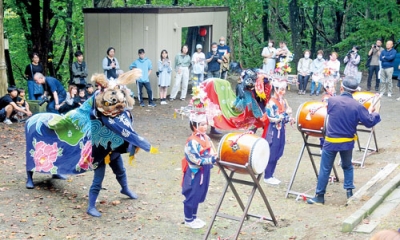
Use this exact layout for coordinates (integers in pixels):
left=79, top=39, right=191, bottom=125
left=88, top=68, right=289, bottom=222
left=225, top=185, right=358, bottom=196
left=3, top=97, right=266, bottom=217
left=71, top=51, right=88, bottom=90
left=217, top=36, right=231, bottom=79
left=33, top=73, right=67, bottom=114
left=15, top=88, right=31, bottom=121
left=24, top=52, right=44, bottom=100
left=379, top=40, right=397, bottom=97
left=191, top=44, right=206, bottom=86
left=86, top=84, right=95, bottom=98
left=129, top=49, right=156, bottom=107
left=310, top=50, right=326, bottom=96
left=261, top=40, right=277, bottom=75
left=367, top=39, right=383, bottom=91
left=0, top=86, right=32, bottom=125
left=170, top=45, right=191, bottom=101
left=276, top=41, right=291, bottom=63
left=59, top=84, right=79, bottom=114
left=158, top=49, right=172, bottom=105
left=343, top=46, right=361, bottom=82
left=78, top=89, right=87, bottom=105
left=205, top=42, right=223, bottom=79
left=325, top=52, right=340, bottom=80
left=297, top=50, right=313, bottom=95
left=102, top=47, right=120, bottom=80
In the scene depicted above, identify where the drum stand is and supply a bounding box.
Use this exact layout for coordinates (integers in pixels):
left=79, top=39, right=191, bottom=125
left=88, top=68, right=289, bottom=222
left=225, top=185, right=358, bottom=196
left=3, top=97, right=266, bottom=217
left=338, top=123, right=378, bottom=168
left=203, top=160, right=277, bottom=240
left=285, top=129, right=339, bottom=199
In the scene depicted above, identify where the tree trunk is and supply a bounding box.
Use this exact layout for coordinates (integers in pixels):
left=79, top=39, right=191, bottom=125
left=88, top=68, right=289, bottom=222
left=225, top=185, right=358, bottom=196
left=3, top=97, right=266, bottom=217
left=310, top=0, right=319, bottom=58
left=333, top=0, right=347, bottom=45
left=0, top=0, right=7, bottom=96
left=288, top=0, right=304, bottom=66
left=262, top=0, right=270, bottom=43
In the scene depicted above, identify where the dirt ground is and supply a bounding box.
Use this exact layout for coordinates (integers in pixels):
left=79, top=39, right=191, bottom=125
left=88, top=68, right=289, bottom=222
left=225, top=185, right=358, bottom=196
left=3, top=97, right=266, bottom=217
left=0, top=75, right=400, bottom=240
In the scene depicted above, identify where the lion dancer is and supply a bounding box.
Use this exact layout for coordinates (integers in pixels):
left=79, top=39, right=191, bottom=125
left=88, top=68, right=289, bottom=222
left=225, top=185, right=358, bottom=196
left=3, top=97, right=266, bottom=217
left=263, top=78, right=294, bottom=185
left=87, top=73, right=158, bottom=217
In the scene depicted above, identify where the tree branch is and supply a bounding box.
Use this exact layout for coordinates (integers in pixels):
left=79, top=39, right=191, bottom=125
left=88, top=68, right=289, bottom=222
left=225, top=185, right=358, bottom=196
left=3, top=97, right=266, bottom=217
left=306, top=13, right=333, bottom=45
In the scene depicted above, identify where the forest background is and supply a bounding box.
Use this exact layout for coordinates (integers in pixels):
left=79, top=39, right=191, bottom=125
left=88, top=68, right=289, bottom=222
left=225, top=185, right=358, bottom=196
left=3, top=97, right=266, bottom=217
left=1, top=0, right=400, bottom=95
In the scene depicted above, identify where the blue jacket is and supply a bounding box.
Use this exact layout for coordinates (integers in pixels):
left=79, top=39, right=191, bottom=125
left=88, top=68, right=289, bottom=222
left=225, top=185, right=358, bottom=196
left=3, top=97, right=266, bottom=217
left=323, top=92, right=381, bottom=151
left=380, top=48, right=397, bottom=69
left=129, top=58, right=152, bottom=82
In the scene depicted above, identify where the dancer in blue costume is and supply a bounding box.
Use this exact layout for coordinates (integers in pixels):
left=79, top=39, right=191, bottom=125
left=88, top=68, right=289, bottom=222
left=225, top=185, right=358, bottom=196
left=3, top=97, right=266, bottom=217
left=25, top=70, right=157, bottom=217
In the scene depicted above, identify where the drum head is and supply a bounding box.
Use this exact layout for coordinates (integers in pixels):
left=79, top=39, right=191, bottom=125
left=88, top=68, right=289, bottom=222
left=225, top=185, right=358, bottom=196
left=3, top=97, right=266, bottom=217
left=249, top=138, right=270, bottom=174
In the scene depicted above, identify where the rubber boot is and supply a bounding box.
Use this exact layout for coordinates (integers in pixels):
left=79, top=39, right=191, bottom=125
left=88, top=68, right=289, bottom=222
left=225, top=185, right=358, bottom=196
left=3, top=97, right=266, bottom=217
left=117, top=173, right=138, bottom=199
left=112, top=154, right=138, bottom=199
left=87, top=191, right=101, bottom=217
left=26, top=171, right=34, bottom=189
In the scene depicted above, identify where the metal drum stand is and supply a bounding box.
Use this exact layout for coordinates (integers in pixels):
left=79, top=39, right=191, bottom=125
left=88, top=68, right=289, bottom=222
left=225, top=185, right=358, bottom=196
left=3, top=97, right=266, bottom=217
left=203, top=160, right=277, bottom=240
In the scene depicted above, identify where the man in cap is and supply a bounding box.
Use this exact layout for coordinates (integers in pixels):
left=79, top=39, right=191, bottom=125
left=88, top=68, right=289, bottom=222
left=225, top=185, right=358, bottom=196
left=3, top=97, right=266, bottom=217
left=307, top=76, right=381, bottom=205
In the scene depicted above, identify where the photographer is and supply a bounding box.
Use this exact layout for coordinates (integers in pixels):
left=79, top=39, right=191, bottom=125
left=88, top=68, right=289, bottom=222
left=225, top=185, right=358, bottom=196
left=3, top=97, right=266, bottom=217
left=343, top=46, right=361, bottom=81
left=34, top=73, right=67, bottom=114
left=206, top=42, right=223, bottom=79
left=366, top=39, right=382, bottom=91
left=71, top=51, right=88, bottom=90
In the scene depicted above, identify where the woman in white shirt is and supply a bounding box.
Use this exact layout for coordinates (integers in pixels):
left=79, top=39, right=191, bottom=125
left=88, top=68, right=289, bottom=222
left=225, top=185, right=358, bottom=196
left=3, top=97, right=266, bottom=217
left=261, top=40, right=276, bottom=74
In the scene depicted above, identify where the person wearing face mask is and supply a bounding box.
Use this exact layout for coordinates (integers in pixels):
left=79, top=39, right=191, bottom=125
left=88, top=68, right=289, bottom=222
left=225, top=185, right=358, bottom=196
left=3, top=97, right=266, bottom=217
left=206, top=42, right=223, bottom=79
left=343, top=46, right=361, bottom=82
left=261, top=40, right=277, bottom=74
left=310, top=50, right=326, bottom=96
left=217, top=36, right=231, bottom=79
left=297, top=50, right=313, bottom=95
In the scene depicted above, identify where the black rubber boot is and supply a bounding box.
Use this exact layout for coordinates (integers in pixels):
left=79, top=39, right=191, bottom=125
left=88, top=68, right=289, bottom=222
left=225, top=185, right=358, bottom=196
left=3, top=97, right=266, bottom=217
left=26, top=171, right=34, bottom=189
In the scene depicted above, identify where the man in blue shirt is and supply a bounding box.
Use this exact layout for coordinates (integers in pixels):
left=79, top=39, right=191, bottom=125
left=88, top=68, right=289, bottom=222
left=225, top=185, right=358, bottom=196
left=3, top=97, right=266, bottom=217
left=34, top=73, right=67, bottom=114
left=307, top=76, right=381, bottom=205
left=206, top=42, right=223, bottom=79
left=129, top=49, right=156, bottom=107
left=379, top=40, right=397, bottom=97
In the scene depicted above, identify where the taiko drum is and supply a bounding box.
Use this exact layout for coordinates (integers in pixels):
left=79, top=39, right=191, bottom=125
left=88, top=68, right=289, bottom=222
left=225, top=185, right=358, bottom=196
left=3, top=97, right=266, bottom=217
left=352, top=91, right=375, bottom=109
left=217, top=133, right=270, bottom=174
left=296, top=101, right=327, bottom=137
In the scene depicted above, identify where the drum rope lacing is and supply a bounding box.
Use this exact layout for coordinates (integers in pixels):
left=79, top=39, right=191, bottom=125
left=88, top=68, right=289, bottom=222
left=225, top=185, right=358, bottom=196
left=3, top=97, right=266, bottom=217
left=227, top=131, right=254, bottom=149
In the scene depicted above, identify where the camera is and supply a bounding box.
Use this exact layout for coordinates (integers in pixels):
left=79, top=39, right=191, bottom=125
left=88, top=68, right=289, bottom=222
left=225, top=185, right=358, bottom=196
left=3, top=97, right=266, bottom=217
left=373, top=44, right=377, bottom=48
left=38, top=96, right=49, bottom=106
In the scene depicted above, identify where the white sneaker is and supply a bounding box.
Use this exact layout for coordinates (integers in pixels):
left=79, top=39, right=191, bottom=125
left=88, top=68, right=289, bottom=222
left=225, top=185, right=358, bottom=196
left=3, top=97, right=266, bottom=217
left=3, top=119, right=12, bottom=125
left=388, top=93, right=392, bottom=97
left=263, top=177, right=281, bottom=185
left=194, top=218, right=206, bottom=227
left=161, top=101, right=167, bottom=105
left=397, top=97, right=400, bottom=101
left=185, top=220, right=205, bottom=229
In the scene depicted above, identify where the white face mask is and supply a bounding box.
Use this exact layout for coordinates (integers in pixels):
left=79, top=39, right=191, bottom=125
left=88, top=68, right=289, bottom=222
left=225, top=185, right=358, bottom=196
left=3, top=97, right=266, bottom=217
left=220, top=41, right=225, bottom=45
left=304, top=54, right=310, bottom=59
left=268, top=43, right=273, bottom=47
left=212, top=48, right=217, bottom=52
left=317, top=55, right=323, bottom=59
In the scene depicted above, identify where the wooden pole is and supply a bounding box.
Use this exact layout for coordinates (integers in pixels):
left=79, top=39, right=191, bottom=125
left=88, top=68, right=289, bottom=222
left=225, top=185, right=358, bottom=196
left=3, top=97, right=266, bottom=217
left=0, top=0, right=8, bottom=96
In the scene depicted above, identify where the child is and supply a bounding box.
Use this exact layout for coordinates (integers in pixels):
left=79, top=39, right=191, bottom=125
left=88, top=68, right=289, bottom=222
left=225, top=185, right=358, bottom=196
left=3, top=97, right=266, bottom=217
left=263, top=78, right=294, bottom=185
left=158, top=49, right=172, bottom=105
left=86, top=84, right=95, bottom=98
left=182, top=112, right=217, bottom=229
left=15, top=88, right=31, bottom=121
left=78, top=89, right=87, bottom=105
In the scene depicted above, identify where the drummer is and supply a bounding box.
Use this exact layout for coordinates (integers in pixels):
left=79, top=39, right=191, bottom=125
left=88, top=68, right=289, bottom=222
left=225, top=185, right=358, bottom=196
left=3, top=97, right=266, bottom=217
left=263, top=78, right=295, bottom=185
left=307, top=76, right=381, bottom=205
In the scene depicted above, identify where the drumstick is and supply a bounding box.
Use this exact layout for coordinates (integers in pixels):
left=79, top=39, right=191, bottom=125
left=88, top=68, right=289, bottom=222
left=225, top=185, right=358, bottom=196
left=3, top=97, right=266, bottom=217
left=369, top=93, right=382, bottom=112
